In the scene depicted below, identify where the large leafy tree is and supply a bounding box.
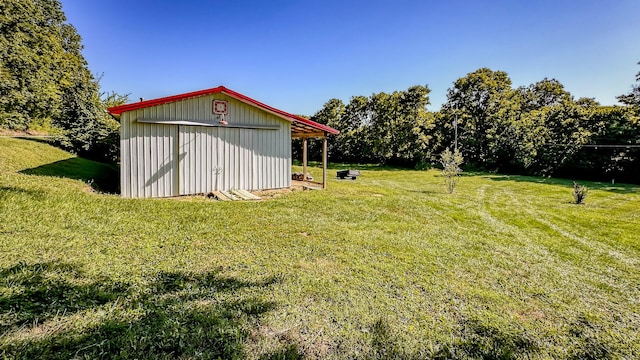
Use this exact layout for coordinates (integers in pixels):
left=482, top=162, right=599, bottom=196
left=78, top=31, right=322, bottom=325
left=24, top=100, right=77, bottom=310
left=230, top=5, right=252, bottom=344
left=518, top=78, right=573, bottom=112
left=308, top=98, right=346, bottom=162
left=310, top=86, right=432, bottom=166
left=0, top=0, right=67, bottom=129
left=484, top=89, right=543, bottom=172
left=525, top=102, right=591, bottom=175
left=308, top=66, right=639, bottom=182
left=442, top=68, right=512, bottom=167
left=560, top=106, right=640, bottom=183
left=292, top=99, right=344, bottom=163
left=0, top=0, right=121, bottom=163
left=368, top=85, right=431, bottom=166
left=617, top=62, right=640, bottom=113
left=498, top=79, right=575, bottom=172
left=337, top=95, right=374, bottom=163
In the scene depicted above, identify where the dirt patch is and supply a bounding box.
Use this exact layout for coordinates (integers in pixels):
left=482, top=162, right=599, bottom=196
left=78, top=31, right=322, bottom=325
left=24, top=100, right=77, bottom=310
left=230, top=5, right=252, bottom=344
left=149, top=187, right=296, bottom=201
left=252, top=187, right=295, bottom=199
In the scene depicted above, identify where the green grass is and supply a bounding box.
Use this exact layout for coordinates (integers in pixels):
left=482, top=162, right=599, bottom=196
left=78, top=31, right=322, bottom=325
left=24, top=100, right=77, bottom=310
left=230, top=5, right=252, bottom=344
left=1, top=137, right=639, bottom=359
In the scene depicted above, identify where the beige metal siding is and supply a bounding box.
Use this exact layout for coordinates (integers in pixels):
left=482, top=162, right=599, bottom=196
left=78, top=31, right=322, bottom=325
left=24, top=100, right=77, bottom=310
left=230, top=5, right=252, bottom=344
left=120, top=94, right=291, bottom=198
left=120, top=111, right=179, bottom=198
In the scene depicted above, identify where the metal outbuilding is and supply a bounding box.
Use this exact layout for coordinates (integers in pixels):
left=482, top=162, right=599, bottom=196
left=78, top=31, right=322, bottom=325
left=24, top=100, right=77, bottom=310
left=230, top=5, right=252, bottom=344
left=108, top=86, right=339, bottom=198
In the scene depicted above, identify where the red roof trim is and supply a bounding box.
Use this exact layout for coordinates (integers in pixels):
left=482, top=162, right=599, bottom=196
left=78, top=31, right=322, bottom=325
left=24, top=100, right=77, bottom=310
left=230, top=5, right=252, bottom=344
left=108, top=86, right=339, bottom=135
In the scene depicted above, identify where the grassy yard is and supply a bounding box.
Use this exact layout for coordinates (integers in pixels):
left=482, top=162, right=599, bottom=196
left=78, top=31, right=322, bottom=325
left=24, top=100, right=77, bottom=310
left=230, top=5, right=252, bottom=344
left=1, top=137, right=639, bottom=359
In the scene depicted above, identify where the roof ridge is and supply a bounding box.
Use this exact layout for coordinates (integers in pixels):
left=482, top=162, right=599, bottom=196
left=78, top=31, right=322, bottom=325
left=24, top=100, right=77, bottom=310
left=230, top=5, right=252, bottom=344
left=107, top=86, right=338, bottom=135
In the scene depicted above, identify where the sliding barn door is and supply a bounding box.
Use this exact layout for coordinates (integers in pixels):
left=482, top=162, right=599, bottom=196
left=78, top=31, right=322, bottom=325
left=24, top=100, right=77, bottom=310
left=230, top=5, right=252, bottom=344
left=179, top=126, right=222, bottom=195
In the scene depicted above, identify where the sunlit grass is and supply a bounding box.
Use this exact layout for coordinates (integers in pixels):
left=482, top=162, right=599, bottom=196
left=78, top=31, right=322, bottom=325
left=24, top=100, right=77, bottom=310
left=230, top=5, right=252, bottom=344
left=1, top=138, right=639, bottom=359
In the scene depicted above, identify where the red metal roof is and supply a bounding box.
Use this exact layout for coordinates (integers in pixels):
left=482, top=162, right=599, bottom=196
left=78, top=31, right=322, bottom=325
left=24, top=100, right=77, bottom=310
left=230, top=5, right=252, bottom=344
left=107, top=86, right=339, bottom=135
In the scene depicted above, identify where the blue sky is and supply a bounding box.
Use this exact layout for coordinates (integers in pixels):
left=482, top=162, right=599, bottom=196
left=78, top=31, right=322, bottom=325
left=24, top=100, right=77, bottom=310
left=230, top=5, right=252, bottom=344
left=61, top=0, right=640, bottom=116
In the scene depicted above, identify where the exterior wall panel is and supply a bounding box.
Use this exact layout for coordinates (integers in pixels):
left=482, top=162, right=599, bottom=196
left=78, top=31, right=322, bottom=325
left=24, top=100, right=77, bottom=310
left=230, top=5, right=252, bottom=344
left=120, top=107, right=179, bottom=198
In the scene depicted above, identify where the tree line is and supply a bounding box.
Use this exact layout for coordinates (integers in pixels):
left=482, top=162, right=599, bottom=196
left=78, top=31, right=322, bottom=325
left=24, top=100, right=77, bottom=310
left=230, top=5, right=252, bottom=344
left=301, top=67, right=640, bottom=183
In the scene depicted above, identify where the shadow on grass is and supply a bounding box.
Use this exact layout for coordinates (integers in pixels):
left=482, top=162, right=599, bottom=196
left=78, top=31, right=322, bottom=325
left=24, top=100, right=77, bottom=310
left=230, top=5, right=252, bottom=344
left=484, top=174, right=640, bottom=194
left=359, top=317, right=619, bottom=360
left=360, top=317, right=539, bottom=360
left=408, top=189, right=440, bottom=195
left=0, top=186, right=46, bottom=200
left=0, top=261, right=301, bottom=359
left=19, top=157, right=119, bottom=194
left=437, top=318, right=540, bottom=360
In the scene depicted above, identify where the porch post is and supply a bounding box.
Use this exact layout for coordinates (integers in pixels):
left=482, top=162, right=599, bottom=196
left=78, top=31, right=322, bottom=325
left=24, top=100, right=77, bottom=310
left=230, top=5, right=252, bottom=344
left=302, top=137, right=308, bottom=181
left=322, top=134, right=328, bottom=189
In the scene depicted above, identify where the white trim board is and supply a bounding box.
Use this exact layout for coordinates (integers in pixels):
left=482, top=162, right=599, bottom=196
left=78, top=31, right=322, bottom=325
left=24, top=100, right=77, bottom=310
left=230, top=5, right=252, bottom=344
left=136, top=118, right=279, bottom=130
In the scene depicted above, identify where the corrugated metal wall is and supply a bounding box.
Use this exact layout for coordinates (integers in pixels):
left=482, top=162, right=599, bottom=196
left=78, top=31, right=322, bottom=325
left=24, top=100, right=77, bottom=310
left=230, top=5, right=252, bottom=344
left=120, top=94, right=291, bottom=198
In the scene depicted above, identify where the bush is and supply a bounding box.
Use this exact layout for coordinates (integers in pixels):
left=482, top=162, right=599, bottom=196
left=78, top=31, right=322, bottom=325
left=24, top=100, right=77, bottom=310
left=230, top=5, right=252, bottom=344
left=572, top=181, right=588, bottom=204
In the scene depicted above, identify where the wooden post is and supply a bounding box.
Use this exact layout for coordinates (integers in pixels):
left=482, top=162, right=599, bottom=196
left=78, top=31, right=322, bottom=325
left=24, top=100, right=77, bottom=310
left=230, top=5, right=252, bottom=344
left=322, top=135, right=328, bottom=189
left=302, top=137, right=308, bottom=181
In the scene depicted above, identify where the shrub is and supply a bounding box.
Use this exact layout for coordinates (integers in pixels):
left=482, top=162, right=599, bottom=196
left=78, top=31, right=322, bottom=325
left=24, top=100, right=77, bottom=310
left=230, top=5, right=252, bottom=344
left=573, top=181, right=588, bottom=204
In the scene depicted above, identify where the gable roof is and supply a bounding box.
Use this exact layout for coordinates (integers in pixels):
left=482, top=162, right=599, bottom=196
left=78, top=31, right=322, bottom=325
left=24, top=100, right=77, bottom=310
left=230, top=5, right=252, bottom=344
left=107, top=86, right=339, bottom=136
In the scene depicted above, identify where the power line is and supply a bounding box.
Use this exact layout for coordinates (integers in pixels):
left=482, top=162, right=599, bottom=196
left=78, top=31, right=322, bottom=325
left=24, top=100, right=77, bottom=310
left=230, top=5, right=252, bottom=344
left=545, top=143, right=640, bottom=148
left=581, top=144, right=640, bottom=148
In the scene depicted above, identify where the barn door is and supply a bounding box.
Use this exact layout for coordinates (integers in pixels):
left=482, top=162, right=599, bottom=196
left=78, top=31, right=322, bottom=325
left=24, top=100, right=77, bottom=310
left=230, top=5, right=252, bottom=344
left=215, top=127, right=254, bottom=191
left=122, top=123, right=180, bottom=198
left=178, top=126, right=221, bottom=195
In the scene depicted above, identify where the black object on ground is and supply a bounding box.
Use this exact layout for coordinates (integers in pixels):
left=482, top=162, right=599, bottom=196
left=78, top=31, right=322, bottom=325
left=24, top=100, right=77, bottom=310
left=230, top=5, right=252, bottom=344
left=336, top=169, right=361, bottom=180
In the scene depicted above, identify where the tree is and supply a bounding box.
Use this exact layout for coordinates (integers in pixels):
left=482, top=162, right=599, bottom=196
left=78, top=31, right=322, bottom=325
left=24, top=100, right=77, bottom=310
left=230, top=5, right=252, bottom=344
left=489, top=79, right=574, bottom=173
left=0, top=0, right=67, bottom=130
left=572, top=181, right=588, bottom=204
left=310, top=98, right=346, bottom=162
left=411, top=109, right=439, bottom=168
left=526, top=101, right=592, bottom=175
left=338, top=96, right=374, bottom=163
left=575, top=97, right=600, bottom=107
left=307, top=97, right=372, bottom=163
left=368, top=85, right=431, bottom=166
left=442, top=68, right=513, bottom=167
left=617, top=61, right=640, bottom=113
left=557, top=106, right=639, bottom=183
left=518, top=78, right=573, bottom=112
left=0, top=0, right=122, bottom=163
left=310, top=86, right=432, bottom=167
left=440, top=148, right=463, bottom=193
left=301, top=66, right=639, bottom=183
left=102, top=91, right=130, bottom=109
left=485, top=89, right=543, bottom=172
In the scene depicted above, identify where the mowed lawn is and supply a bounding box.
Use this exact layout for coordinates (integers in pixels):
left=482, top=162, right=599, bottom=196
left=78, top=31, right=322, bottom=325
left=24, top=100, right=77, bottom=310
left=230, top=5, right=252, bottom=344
left=1, top=138, right=639, bottom=359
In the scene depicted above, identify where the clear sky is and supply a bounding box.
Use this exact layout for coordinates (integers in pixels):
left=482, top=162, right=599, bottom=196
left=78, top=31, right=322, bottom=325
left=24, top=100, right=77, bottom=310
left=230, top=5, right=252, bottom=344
left=60, top=0, right=640, bottom=116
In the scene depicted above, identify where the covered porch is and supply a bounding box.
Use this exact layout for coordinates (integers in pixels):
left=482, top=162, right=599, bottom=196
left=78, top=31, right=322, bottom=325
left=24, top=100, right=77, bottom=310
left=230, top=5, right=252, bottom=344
left=291, top=120, right=332, bottom=189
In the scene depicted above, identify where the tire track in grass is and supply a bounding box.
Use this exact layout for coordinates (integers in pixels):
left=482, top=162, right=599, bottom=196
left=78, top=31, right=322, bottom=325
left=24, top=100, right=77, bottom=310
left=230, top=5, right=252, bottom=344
left=438, top=181, right=640, bottom=355
left=449, top=185, right=570, bottom=292
left=468, top=185, right=626, bottom=298
left=473, top=185, right=640, bottom=344
left=491, top=188, right=640, bottom=334
left=481, top=183, right=638, bottom=271
left=524, top=207, right=640, bottom=268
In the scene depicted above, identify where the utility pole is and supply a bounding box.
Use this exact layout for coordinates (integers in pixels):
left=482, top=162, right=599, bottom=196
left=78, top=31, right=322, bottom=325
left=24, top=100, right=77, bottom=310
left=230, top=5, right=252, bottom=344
left=453, top=107, right=458, bottom=152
